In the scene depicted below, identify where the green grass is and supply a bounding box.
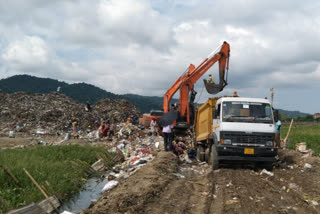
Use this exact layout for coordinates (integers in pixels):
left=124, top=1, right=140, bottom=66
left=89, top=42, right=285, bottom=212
left=281, top=122, right=320, bottom=155
left=0, top=145, right=114, bottom=211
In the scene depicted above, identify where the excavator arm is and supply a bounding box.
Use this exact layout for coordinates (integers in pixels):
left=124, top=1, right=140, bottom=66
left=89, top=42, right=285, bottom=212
left=162, top=41, right=230, bottom=132
left=163, top=64, right=195, bottom=112
left=179, top=41, right=230, bottom=121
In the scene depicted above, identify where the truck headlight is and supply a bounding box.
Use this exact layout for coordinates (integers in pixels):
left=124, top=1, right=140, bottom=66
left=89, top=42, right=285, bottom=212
left=266, top=141, right=273, bottom=147
left=224, top=139, right=232, bottom=145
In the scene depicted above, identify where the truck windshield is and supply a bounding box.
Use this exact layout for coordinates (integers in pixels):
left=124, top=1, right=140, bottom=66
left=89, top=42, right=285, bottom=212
left=222, top=101, right=273, bottom=124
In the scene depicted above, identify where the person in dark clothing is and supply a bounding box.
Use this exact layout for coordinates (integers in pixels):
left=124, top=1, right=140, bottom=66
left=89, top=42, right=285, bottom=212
left=162, top=124, right=173, bottom=151
left=85, top=101, right=91, bottom=112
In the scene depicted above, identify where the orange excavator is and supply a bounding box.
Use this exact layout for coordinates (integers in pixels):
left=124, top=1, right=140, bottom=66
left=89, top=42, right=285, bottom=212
left=163, top=41, right=230, bottom=132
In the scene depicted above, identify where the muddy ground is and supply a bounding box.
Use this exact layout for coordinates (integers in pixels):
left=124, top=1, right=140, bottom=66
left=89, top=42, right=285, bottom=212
left=2, top=138, right=319, bottom=213
left=83, top=150, right=320, bottom=214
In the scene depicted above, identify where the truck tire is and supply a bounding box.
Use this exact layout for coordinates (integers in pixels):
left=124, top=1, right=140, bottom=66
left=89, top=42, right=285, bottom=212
left=258, top=162, right=274, bottom=171
left=204, top=139, right=212, bottom=162
left=211, top=144, right=219, bottom=170
left=197, top=145, right=205, bottom=162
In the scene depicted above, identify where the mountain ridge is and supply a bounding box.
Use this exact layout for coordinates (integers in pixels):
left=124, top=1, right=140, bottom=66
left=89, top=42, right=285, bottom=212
left=0, top=75, right=310, bottom=117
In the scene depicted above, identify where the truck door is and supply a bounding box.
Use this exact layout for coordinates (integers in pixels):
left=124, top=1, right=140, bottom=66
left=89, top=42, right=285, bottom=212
left=213, top=103, right=221, bottom=142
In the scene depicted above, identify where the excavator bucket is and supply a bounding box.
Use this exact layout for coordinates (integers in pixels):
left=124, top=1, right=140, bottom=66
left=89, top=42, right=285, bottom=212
left=203, top=79, right=226, bottom=94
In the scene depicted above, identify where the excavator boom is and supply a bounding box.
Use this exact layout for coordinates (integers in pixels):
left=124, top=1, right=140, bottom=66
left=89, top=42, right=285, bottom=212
left=162, top=41, right=230, bottom=132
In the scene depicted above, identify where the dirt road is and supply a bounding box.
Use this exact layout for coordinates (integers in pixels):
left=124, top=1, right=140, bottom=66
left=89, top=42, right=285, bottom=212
left=83, top=150, right=320, bottom=214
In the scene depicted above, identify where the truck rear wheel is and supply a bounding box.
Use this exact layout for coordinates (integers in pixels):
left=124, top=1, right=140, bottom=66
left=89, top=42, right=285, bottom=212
left=197, top=145, right=205, bottom=162
left=210, top=144, right=219, bottom=170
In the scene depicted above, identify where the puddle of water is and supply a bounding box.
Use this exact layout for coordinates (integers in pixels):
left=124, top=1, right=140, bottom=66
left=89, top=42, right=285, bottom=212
left=59, top=177, right=107, bottom=214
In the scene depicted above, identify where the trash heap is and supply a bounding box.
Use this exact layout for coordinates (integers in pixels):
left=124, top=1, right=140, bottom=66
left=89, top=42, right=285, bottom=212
left=90, top=131, right=158, bottom=194
left=0, top=91, right=141, bottom=137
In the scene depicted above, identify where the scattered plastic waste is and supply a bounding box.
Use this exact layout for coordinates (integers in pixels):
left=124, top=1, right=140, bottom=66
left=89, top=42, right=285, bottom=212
left=173, top=173, right=185, bottom=178
left=155, top=142, right=160, bottom=149
left=226, top=181, right=233, bottom=187
left=61, top=211, right=75, bottom=214
left=304, top=163, right=312, bottom=169
left=260, top=169, right=274, bottom=176
left=102, top=180, right=119, bottom=192
left=9, top=131, right=15, bottom=138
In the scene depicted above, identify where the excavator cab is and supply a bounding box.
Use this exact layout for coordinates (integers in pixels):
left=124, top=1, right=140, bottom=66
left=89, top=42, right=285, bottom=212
left=203, top=79, right=227, bottom=94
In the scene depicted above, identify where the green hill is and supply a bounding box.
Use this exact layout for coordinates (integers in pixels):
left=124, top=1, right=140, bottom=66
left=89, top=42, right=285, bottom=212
left=277, top=109, right=310, bottom=119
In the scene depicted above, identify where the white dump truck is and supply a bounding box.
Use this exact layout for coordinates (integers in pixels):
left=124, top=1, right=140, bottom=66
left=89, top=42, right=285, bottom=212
left=195, top=95, right=278, bottom=169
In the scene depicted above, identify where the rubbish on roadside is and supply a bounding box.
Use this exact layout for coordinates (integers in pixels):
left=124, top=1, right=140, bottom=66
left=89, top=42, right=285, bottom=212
left=304, top=163, right=312, bottom=169
left=226, top=181, right=233, bottom=187
left=296, top=142, right=306, bottom=152
left=226, top=199, right=239, bottom=205
left=102, top=180, right=119, bottom=192
left=201, top=192, right=210, bottom=196
left=61, top=211, right=75, bottom=214
left=301, top=150, right=313, bottom=158
left=184, top=156, right=192, bottom=164
left=130, top=157, right=140, bottom=164
left=91, top=159, right=105, bottom=171
left=260, top=169, right=274, bottom=176
left=39, top=141, right=47, bottom=145
left=155, top=142, right=159, bottom=149
left=9, top=131, right=15, bottom=138
left=117, top=144, right=125, bottom=149
left=108, top=174, right=116, bottom=180
left=311, top=201, right=319, bottom=206
left=188, top=150, right=197, bottom=159
left=137, top=160, right=148, bottom=165
left=173, top=173, right=185, bottom=178
left=288, top=183, right=298, bottom=190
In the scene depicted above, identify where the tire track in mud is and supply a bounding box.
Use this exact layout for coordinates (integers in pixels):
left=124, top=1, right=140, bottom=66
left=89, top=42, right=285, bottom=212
left=143, top=165, right=214, bottom=214
left=209, top=166, right=320, bottom=214
left=83, top=150, right=320, bottom=214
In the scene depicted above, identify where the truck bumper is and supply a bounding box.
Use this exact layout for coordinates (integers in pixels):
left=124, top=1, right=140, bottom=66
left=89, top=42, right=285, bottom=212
left=216, top=146, right=277, bottom=162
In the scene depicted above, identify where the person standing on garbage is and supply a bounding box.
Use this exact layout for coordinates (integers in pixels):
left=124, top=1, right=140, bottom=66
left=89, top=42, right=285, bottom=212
left=275, top=118, right=282, bottom=147
left=150, top=117, right=157, bottom=136
left=72, top=121, right=79, bottom=139
left=85, top=101, right=91, bottom=112
left=109, top=122, right=116, bottom=137
left=162, top=123, right=173, bottom=151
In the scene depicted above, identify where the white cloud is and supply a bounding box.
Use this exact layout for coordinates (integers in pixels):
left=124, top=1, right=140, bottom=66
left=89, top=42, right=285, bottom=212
left=0, top=0, right=320, bottom=113
left=2, top=36, right=49, bottom=70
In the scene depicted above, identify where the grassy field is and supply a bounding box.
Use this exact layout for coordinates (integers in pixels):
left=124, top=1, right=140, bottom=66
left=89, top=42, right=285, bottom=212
left=0, top=145, right=114, bottom=211
left=281, top=122, right=320, bottom=156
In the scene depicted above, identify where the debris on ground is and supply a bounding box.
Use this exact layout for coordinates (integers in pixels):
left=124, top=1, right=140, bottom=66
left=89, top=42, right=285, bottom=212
left=102, top=180, right=119, bottom=192
left=304, top=163, right=312, bottom=169
left=260, top=169, right=274, bottom=176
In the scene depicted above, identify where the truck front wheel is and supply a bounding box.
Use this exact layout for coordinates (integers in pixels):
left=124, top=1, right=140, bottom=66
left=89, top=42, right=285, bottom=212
left=211, top=144, right=219, bottom=170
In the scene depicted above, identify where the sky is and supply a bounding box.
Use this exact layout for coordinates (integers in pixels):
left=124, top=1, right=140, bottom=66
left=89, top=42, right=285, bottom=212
left=0, top=0, right=319, bottom=114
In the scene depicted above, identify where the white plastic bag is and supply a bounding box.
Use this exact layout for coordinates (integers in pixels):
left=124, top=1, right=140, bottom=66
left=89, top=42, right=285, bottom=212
left=102, top=180, right=119, bottom=192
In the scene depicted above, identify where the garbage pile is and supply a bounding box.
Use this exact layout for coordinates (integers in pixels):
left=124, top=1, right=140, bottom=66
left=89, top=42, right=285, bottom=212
left=0, top=91, right=141, bottom=137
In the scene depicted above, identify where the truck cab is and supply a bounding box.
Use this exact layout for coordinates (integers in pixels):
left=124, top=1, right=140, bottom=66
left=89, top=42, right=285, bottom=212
left=195, top=96, right=278, bottom=169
